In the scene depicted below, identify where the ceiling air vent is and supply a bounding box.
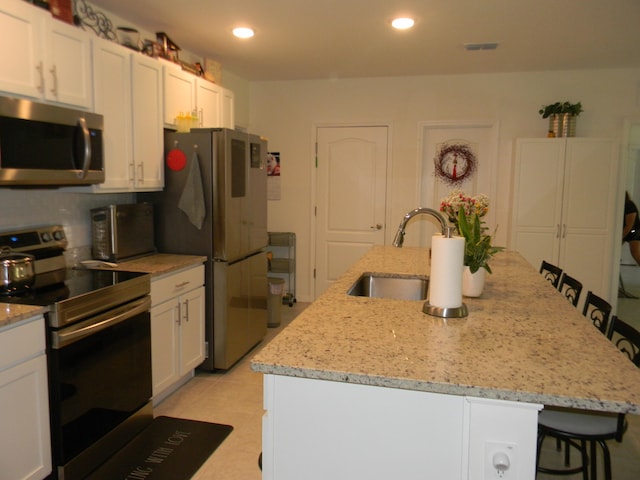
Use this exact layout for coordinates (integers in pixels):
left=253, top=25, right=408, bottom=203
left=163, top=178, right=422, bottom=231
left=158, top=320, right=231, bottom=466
left=464, top=42, right=499, bottom=51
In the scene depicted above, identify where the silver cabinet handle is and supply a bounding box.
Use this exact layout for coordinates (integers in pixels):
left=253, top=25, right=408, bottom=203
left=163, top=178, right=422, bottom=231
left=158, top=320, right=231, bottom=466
left=183, top=298, right=189, bottom=322
left=36, top=62, right=44, bottom=94
left=556, top=224, right=561, bottom=238
left=370, top=224, right=383, bottom=230
left=50, top=64, right=58, bottom=96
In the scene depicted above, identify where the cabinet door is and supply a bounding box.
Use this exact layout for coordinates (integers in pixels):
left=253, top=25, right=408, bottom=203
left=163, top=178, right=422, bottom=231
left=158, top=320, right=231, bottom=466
left=92, top=38, right=133, bottom=191
left=0, top=0, right=44, bottom=99
left=163, top=63, right=196, bottom=127
left=221, top=87, right=235, bottom=129
left=0, top=354, right=52, bottom=480
left=150, top=299, right=180, bottom=397
left=560, top=139, right=619, bottom=298
left=179, top=285, right=206, bottom=374
left=132, top=54, right=164, bottom=190
left=196, top=78, right=222, bottom=127
left=511, top=139, right=565, bottom=269
left=44, top=17, right=92, bottom=109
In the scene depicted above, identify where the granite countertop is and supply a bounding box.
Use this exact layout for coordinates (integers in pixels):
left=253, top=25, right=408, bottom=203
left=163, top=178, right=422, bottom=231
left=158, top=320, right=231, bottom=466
left=88, top=253, right=207, bottom=277
left=251, top=245, right=640, bottom=414
left=0, top=303, right=48, bottom=329
left=1, top=253, right=204, bottom=328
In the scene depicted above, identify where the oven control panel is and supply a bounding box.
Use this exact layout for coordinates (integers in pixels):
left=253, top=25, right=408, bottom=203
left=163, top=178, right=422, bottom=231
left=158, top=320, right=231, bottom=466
left=0, top=225, right=67, bottom=253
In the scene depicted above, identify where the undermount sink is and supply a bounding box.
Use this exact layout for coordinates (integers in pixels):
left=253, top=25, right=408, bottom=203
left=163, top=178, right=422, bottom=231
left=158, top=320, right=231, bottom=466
left=347, top=272, right=429, bottom=301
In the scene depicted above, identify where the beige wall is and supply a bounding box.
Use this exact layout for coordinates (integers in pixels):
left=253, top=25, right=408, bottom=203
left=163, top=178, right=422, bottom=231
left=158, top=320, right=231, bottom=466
left=248, top=68, right=640, bottom=302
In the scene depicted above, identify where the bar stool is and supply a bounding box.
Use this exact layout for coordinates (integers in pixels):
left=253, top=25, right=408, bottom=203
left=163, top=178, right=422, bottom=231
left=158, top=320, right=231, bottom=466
left=540, top=261, right=563, bottom=288
left=537, top=316, right=640, bottom=479
left=557, top=273, right=582, bottom=307
left=581, top=291, right=612, bottom=335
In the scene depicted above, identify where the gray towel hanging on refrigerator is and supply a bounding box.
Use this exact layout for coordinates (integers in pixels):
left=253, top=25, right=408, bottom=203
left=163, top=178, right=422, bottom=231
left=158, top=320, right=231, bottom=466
left=178, top=151, right=206, bottom=229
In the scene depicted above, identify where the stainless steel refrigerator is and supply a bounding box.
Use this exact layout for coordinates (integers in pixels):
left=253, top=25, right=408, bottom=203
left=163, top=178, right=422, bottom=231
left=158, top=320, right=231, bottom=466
left=140, top=128, right=268, bottom=370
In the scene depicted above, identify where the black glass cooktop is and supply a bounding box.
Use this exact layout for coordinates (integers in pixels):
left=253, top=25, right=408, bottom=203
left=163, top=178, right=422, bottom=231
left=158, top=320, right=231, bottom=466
left=1, top=268, right=148, bottom=307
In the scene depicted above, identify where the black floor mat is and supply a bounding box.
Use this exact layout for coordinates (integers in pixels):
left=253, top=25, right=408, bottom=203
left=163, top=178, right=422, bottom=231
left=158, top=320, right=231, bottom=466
left=86, top=416, right=233, bottom=479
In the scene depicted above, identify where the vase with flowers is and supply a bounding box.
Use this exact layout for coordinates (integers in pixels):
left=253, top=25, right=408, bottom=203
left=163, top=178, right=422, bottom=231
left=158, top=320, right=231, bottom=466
left=439, top=189, right=489, bottom=234
left=440, top=190, right=504, bottom=296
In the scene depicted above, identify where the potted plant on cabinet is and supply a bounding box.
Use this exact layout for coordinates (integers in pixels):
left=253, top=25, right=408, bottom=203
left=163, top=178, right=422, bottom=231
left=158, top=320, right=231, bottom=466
left=538, top=101, right=583, bottom=137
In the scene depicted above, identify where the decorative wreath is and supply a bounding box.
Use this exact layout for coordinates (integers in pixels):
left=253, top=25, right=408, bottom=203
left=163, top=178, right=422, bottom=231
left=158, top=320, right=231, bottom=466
left=434, top=142, right=477, bottom=185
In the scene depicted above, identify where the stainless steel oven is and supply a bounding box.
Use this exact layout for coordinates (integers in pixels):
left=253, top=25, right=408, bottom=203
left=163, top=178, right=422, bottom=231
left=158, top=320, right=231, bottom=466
left=48, top=293, right=152, bottom=480
left=0, top=225, right=153, bottom=480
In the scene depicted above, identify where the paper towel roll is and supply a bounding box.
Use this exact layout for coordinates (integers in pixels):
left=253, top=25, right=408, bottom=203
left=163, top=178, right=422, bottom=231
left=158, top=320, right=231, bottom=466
left=429, top=234, right=464, bottom=308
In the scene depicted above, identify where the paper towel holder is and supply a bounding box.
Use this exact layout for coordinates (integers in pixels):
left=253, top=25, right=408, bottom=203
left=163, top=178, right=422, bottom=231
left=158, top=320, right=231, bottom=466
left=422, top=302, right=468, bottom=318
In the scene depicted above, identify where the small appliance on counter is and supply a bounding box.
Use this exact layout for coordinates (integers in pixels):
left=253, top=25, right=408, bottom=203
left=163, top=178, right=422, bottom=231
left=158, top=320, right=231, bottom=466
left=91, top=203, right=156, bottom=262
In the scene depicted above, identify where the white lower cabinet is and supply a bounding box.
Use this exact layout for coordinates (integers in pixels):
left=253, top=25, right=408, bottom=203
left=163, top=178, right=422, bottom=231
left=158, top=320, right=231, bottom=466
left=0, top=316, right=51, bottom=480
left=261, top=374, right=541, bottom=480
left=150, top=265, right=205, bottom=401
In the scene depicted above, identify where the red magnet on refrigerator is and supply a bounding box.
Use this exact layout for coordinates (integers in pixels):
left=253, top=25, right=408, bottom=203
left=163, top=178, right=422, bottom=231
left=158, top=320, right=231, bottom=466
left=166, top=148, right=187, bottom=171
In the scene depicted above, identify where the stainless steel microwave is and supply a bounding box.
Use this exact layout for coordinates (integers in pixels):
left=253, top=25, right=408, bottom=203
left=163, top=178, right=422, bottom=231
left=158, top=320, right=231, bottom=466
left=91, top=203, right=156, bottom=262
left=0, top=96, right=104, bottom=186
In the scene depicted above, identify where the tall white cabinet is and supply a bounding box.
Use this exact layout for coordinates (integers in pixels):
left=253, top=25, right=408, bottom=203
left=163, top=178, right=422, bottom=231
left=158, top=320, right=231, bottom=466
left=511, top=138, right=620, bottom=304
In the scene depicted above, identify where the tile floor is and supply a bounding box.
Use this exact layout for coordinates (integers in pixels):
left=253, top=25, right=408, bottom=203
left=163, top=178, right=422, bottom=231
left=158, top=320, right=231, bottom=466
left=156, top=280, right=640, bottom=480
left=154, top=303, right=306, bottom=480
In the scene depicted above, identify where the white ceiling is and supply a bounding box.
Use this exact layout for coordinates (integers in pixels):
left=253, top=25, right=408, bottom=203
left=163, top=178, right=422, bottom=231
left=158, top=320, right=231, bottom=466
left=87, top=0, right=640, bottom=81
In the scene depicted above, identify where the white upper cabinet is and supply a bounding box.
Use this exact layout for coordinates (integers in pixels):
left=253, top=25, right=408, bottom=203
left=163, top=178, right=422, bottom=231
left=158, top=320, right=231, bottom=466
left=44, top=16, right=92, bottom=109
left=163, top=61, right=196, bottom=127
left=0, top=0, right=92, bottom=109
left=196, top=78, right=222, bottom=127
left=91, top=38, right=163, bottom=192
left=0, top=0, right=43, bottom=99
left=221, top=87, right=235, bottom=129
left=92, top=38, right=133, bottom=191
left=163, top=60, right=235, bottom=129
left=131, top=53, right=164, bottom=190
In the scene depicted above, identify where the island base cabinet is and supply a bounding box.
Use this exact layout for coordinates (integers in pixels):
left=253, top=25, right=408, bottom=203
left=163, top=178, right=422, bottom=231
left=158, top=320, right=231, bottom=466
left=262, top=375, right=541, bottom=480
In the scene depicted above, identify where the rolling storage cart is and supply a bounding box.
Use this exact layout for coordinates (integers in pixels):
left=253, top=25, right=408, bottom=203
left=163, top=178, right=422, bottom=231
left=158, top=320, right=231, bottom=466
left=267, top=232, right=296, bottom=306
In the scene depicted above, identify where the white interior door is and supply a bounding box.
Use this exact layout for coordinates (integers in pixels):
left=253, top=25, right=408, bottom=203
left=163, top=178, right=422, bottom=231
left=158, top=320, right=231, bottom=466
left=419, top=122, right=498, bottom=246
left=315, top=126, right=388, bottom=298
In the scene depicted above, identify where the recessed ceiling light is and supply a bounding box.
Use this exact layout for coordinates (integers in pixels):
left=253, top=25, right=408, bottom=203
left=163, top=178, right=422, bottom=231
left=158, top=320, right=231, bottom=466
left=233, top=27, right=254, bottom=39
left=391, top=17, right=415, bottom=30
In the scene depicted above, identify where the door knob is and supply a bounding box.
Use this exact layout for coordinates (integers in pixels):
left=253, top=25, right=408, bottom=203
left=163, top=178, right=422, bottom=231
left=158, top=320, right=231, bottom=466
left=370, top=224, right=383, bottom=230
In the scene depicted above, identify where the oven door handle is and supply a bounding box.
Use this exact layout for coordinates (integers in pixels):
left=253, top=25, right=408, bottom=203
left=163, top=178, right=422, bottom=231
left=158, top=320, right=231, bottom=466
left=51, top=296, right=151, bottom=349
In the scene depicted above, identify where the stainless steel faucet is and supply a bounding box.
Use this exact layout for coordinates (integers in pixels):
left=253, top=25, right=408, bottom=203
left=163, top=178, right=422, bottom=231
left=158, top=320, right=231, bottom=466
left=392, top=208, right=452, bottom=247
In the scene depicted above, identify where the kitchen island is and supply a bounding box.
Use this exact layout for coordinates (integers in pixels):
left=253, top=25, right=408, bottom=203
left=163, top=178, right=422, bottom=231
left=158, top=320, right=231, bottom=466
left=251, top=246, right=640, bottom=480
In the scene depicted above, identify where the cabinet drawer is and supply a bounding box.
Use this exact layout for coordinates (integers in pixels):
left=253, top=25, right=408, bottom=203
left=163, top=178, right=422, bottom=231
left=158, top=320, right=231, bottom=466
left=0, top=316, right=46, bottom=371
left=151, top=265, right=204, bottom=306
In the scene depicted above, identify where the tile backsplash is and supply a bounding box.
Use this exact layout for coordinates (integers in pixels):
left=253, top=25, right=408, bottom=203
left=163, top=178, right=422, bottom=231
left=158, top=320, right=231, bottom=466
left=0, top=189, right=135, bottom=256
